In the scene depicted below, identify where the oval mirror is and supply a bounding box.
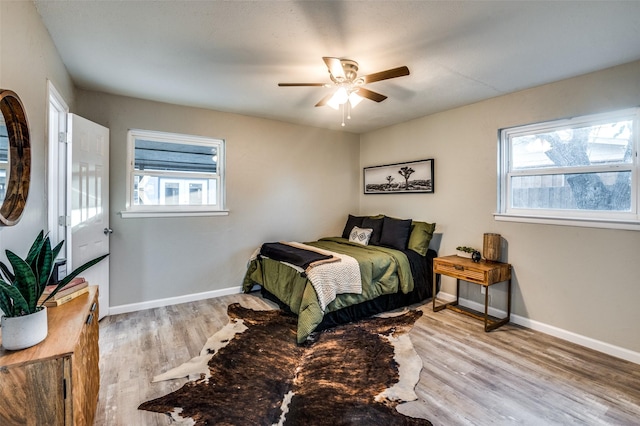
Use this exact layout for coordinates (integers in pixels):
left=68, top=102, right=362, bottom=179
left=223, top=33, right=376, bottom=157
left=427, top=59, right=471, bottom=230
left=0, top=89, right=31, bottom=226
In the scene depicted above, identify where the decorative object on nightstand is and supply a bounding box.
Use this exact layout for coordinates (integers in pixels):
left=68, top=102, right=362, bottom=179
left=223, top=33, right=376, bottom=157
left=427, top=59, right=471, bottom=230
left=432, top=255, right=512, bottom=331
left=455, top=246, right=477, bottom=259
left=483, top=233, right=501, bottom=262
left=471, top=251, right=481, bottom=262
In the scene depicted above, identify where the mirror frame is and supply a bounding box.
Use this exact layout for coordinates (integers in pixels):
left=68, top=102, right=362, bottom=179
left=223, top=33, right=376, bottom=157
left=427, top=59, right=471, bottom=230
left=0, top=89, right=31, bottom=226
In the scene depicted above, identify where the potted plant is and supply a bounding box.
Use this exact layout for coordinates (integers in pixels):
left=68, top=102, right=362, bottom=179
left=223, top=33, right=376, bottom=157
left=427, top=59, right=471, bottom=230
left=0, top=230, right=108, bottom=350
left=456, top=246, right=482, bottom=262
left=455, top=246, right=475, bottom=258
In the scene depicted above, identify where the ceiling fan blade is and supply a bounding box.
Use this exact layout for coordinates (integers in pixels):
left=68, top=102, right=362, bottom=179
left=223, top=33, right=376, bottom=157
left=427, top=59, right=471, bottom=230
left=315, top=93, right=334, bottom=107
left=362, top=66, right=410, bottom=84
left=278, top=83, right=326, bottom=87
left=323, top=57, right=345, bottom=80
left=356, top=88, right=387, bottom=102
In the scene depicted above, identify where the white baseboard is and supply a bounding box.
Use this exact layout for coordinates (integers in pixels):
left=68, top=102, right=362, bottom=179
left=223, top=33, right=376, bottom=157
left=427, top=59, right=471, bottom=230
left=108, top=286, right=244, bottom=316
left=437, top=291, right=640, bottom=365
left=509, top=314, right=640, bottom=365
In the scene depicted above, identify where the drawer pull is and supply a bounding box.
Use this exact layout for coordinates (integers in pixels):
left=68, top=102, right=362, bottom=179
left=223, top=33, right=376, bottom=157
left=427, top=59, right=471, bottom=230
left=86, top=313, right=94, bottom=325
left=454, top=265, right=464, bottom=271
left=90, top=302, right=97, bottom=312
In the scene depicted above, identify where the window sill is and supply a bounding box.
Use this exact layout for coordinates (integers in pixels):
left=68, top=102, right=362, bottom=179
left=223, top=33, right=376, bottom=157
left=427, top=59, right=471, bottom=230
left=120, top=209, right=229, bottom=219
left=494, top=213, right=640, bottom=231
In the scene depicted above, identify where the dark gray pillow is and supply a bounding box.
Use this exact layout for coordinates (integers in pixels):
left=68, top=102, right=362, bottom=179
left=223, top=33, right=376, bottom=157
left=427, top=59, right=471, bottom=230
left=341, top=214, right=365, bottom=239
left=361, top=217, right=384, bottom=245
left=379, top=216, right=412, bottom=250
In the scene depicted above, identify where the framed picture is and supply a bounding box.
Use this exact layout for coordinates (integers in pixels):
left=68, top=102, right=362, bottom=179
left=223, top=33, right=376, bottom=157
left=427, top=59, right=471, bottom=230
left=363, top=159, right=434, bottom=194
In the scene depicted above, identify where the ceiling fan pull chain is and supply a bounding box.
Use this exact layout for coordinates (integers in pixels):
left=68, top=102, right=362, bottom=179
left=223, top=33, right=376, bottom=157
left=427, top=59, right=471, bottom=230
left=341, top=104, right=346, bottom=127
left=347, top=101, right=352, bottom=120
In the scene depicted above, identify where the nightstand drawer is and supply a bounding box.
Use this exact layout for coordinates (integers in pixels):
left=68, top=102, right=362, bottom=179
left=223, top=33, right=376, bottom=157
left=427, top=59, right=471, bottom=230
left=433, top=256, right=511, bottom=285
left=434, top=261, right=486, bottom=283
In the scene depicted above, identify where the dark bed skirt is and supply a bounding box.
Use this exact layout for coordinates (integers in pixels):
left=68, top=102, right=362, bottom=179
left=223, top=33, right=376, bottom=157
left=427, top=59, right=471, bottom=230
left=261, top=248, right=440, bottom=333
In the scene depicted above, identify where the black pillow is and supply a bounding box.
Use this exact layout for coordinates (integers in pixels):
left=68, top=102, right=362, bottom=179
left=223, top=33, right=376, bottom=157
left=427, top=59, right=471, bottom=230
left=361, top=217, right=383, bottom=246
left=341, top=214, right=365, bottom=239
left=379, top=216, right=413, bottom=250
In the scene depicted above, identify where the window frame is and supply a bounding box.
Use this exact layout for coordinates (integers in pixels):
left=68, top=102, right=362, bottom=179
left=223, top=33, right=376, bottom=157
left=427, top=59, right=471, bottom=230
left=121, top=129, right=227, bottom=218
left=495, top=108, right=640, bottom=231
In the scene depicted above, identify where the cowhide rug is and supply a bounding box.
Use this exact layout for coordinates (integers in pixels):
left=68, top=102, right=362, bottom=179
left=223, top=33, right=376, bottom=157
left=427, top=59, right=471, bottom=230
left=139, top=303, right=432, bottom=426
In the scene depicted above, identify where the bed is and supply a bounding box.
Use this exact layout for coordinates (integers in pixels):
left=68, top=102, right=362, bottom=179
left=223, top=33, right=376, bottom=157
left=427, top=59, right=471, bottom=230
left=242, top=214, right=439, bottom=343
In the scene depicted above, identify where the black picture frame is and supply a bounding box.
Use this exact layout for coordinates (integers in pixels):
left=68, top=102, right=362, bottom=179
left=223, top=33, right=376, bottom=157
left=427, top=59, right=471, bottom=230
left=363, top=159, right=434, bottom=194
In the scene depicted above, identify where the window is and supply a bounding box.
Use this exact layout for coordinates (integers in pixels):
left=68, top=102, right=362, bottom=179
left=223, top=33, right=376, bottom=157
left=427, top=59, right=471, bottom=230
left=123, top=129, right=226, bottom=218
left=496, top=108, right=639, bottom=230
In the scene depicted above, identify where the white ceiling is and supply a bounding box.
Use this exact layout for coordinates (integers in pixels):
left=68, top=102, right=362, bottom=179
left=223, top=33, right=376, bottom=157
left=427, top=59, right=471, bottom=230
left=34, top=1, right=640, bottom=134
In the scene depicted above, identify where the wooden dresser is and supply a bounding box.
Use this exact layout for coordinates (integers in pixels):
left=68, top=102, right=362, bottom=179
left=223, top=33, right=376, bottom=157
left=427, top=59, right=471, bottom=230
left=0, top=286, right=99, bottom=425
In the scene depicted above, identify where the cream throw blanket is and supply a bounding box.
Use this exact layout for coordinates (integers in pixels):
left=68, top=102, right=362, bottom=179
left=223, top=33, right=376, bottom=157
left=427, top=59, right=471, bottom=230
left=284, top=242, right=361, bottom=311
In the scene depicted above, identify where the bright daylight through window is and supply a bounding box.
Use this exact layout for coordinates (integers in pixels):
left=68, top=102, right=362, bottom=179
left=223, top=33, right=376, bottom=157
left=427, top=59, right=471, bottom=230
left=497, top=108, right=639, bottom=230
left=123, top=129, right=225, bottom=218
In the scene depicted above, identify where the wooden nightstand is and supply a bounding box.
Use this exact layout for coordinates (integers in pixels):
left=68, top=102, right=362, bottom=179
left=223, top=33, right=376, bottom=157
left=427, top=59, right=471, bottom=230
left=432, top=255, right=512, bottom=331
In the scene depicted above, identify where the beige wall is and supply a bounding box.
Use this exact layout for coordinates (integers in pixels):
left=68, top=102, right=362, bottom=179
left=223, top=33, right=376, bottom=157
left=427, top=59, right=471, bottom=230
left=75, top=91, right=360, bottom=306
left=360, top=61, right=640, bottom=354
left=0, top=2, right=74, bottom=263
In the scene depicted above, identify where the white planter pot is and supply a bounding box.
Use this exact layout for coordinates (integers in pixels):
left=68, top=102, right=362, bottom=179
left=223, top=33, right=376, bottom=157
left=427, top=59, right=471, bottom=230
left=456, top=250, right=472, bottom=258
left=1, top=307, right=48, bottom=350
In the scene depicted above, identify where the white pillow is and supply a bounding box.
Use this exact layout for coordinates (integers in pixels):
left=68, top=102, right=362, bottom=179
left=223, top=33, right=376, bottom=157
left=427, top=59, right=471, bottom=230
left=349, top=226, right=373, bottom=246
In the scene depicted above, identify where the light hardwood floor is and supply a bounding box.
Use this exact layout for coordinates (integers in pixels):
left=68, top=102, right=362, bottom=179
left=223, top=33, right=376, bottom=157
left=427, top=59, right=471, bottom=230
left=95, top=293, right=640, bottom=425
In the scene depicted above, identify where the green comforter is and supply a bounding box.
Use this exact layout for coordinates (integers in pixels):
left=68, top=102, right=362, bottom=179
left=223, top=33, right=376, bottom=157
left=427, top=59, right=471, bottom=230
left=242, top=237, right=413, bottom=343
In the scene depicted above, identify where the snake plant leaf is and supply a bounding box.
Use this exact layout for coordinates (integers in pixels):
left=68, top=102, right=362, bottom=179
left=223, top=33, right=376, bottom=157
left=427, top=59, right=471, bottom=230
left=27, top=233, right=48, bottom=298
left=0, top=279, right=17, bottom=316
left=34, top=237, right=55, bottom=296
left=43, top=240, right=65, bottom=296
left=0, top=280, right=30, bottom=317
left=51, top=240, right=64, bottom=263
left=0, top=261, right=15, bottom=283
left=32, top=238, right=47, bottom=290
left=41, top=253, right=109, bottom=304
left=46, top=240, right=64, bottom=298
left=25, top=230, right=45, bottom=265
left=6, top=250, right=39, bottom=313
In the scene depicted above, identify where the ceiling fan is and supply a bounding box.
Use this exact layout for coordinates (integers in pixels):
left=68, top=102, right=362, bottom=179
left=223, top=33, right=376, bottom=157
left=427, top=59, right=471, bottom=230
left=278, top=57, right=410, bottom=126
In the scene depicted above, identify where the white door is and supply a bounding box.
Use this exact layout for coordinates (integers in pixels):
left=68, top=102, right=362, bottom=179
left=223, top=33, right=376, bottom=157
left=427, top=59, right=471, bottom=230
left=47, top=83, right=70, bottom=259
left=69, top=114, right=110, bottom=319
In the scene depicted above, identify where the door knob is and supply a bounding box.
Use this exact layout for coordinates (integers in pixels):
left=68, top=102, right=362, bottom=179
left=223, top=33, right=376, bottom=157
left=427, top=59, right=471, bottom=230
left=103, top=228, right=113, bottom=235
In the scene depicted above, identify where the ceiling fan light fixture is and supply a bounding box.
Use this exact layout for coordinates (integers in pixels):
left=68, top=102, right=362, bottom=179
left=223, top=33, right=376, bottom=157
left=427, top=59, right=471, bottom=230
left=348, top=91, right=363, bottom=108
left=326, top=96, right=341, bottom=110
left=332, top=87, right=349, bottom=103
left=279, top=56, right=410, bottom=128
